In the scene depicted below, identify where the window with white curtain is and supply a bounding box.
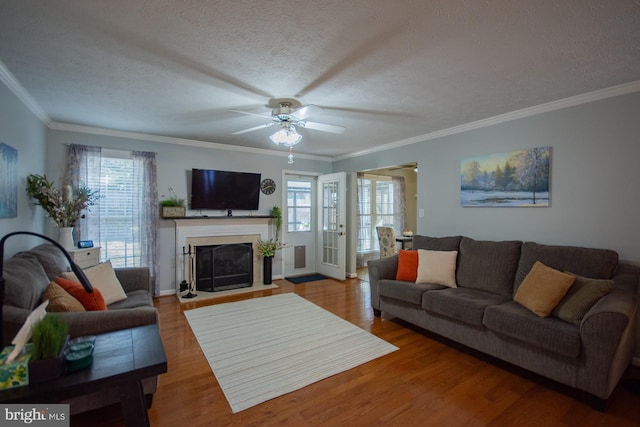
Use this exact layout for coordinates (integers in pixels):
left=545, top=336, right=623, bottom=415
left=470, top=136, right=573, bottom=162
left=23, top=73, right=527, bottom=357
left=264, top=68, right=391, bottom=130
left=92, top=156, right=139, bottom=266
left=67, top=145, right=159, bottom=294
left=357, top=175, right=403, bottom=253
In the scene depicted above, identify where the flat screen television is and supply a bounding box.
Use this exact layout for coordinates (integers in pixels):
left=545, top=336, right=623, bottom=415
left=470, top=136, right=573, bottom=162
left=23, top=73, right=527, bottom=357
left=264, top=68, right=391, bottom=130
left=191, top=169, right=261, bottom=210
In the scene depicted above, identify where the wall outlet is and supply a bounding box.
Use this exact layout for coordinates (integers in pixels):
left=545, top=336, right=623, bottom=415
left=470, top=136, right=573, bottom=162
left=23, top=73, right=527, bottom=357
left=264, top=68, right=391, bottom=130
left=419, top=208, right=425, bottom=218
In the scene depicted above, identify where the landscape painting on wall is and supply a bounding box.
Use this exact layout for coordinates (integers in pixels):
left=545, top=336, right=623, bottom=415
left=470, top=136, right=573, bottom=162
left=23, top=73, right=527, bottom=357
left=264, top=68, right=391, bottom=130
left=461, top=146, right=550, bottom=207
left=0, top=142, right=18, bottom=218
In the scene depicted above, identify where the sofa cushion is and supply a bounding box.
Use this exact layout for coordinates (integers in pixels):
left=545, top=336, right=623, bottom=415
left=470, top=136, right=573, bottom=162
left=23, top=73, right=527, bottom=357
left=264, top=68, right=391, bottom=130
left=42, top=282, right=86, bottom=312
left=379, top=279, right=445, bottom=305
left=483, top=301, right=582, bottom=358
left=396, top=250, right=418, bottom=282
left=514, top=261, right=575, bottom=317
left=422, top=288, right=509, bottom=327
left=107, top=290, right=153, bottom=310
left=416, top=250, right=458, bottom=288
left=62, top=260, right=127, bottom=305
left=515, top=242, right=618, bottom=290
left=54, top=277, right=108, bottom=311
left=551, top=275, right=614, bottom=325
left=412, top=235, right=462, bottom=251
left=456, top=237, right=522, bottom=297
left=3, top=253, right=51, bottom=310
left=24, top=243, right=71, bottom=281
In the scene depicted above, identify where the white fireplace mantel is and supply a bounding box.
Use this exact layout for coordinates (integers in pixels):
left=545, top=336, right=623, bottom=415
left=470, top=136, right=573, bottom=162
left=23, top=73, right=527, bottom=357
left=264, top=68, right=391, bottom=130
left=173, top=217, right=274, bottom=296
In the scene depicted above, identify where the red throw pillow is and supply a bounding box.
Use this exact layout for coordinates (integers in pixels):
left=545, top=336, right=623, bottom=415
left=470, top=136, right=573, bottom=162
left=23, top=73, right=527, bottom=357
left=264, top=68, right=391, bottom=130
left=396, top=249, right=419, bottom=282
left=54, top=277, right=107, bottom=311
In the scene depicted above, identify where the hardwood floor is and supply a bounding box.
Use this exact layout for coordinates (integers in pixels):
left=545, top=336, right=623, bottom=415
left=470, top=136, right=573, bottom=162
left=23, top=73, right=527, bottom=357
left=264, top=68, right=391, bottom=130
left=72, top=277, right=640, bottom=426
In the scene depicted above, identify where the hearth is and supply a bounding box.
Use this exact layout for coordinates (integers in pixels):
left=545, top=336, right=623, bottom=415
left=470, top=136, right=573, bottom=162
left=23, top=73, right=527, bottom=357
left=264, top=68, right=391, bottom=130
left=195, top=243, right=253, bottom=292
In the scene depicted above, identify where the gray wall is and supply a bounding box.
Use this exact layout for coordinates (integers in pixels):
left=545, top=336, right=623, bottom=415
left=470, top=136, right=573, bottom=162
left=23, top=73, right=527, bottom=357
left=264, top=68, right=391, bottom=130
left=46, top=129, right=332, bottom=294
left=334, top=91, right=640, bottom=363
left=334, top=91, right=640, bottom=265
left=0, top=83, right=48, bottom=256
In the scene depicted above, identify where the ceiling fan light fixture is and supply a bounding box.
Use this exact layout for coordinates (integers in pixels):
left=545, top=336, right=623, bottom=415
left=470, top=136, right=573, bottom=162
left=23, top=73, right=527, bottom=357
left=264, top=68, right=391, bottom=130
left=269, top=126, right=302, bottom=146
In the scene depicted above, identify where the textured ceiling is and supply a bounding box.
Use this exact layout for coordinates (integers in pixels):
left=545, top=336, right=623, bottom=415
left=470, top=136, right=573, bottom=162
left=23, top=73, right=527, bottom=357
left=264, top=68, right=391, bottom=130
left=0, top=0, right=639, bottom=158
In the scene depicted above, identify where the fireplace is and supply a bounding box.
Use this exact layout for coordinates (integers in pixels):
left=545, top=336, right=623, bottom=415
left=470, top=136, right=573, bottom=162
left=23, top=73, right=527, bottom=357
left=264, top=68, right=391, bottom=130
left=195, top=243, right=253, bottom=292
left=173, top=217, right=273, bottom=298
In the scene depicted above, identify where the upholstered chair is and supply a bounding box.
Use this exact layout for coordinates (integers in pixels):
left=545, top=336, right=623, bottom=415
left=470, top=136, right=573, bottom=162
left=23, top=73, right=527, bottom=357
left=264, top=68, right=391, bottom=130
left=376, top=226, right=398, bottom=258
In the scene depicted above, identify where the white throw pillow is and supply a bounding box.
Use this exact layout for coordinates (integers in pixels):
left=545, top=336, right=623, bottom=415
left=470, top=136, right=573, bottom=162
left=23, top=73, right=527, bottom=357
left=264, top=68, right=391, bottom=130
left=62, top=260, right=127, bottom=305
left=415, top=249, right=458, bottom=288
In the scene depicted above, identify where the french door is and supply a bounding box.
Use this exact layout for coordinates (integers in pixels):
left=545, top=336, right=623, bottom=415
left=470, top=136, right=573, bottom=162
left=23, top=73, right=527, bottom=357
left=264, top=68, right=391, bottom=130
left=316, top=172, right=346, bottom=280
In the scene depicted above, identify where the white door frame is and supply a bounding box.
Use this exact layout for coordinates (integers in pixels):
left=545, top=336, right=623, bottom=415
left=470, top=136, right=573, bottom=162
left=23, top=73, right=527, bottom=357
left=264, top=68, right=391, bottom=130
left=280, top=170, right=322, bottom=277
left=316, top=171, right=347, bottom=280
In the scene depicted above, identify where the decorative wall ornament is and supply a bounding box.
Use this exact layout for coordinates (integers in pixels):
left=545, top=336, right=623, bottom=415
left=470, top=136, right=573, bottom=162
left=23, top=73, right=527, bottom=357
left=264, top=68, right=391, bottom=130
left=0, top=142, right=17, bottom=218
left=461, top=146, right=551, bottom=207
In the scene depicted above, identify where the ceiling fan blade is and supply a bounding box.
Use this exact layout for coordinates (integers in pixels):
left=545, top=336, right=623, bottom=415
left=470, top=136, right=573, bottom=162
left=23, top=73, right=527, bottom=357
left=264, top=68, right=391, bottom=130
left=301, top=120, right=345, bottom=134
left=228, top=109, right=272, bottom=119
left=232, top=123, right=274, bottom=135
left=291, top=105, right=323, bottom=120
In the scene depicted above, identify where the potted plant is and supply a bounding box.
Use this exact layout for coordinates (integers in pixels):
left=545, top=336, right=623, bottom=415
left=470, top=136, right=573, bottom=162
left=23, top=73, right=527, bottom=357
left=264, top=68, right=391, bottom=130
left=26, top=174, right=98, bottom=249
left=270, top=206, right=282, bottom=236
left=256, top=238, right=285, bottom=285
left=160, top=187, right=186, bottom=218
left=29, top=314, right=69, bottom=383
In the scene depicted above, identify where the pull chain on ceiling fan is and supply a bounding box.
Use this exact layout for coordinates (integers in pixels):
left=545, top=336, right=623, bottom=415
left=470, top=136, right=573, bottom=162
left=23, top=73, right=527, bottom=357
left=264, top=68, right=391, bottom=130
left=231, top=98, right=345, bottom=163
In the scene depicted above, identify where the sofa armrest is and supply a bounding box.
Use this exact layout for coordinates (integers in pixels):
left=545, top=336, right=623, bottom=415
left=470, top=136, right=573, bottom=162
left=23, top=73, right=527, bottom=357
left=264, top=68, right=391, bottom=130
left=54, top=308, right=159, bottom=338
left=2, top=304, right=159, bottom=345
left=578, top=291, right=638, bottom=397
left=114, top=267, right=152, bottom=294
left=367, top=255, right=399, bottom=311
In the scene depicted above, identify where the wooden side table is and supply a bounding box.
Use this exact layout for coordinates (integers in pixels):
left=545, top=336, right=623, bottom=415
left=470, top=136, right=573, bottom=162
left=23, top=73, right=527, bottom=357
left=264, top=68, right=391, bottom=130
left=0, top=324, right=167, bottom=427
left=395, top=236, right=413, bottom=250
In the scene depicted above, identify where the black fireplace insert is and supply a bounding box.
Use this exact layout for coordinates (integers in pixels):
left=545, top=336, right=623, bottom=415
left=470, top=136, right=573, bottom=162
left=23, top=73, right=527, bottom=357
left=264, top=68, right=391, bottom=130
left=195, top=243, right=253, bottom=292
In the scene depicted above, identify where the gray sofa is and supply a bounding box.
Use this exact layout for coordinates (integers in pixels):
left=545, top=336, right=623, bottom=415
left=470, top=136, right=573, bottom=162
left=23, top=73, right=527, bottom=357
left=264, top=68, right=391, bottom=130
left=2, top=243, right=160, bottom=414
left=367, top=235, right=639, bottom=405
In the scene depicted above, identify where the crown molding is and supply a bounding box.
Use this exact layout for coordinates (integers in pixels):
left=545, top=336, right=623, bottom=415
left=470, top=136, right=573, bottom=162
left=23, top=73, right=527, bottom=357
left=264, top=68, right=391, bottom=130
left=333, top=80, right=640, bottom=161
left=0, top=60, right=50, bottom=124
left=47, top=121, right=332, bottom=162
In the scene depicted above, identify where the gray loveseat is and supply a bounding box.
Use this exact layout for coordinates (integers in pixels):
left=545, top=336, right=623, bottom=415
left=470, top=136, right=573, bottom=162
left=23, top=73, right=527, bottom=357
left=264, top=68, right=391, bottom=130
left=367, top=235, right=639, bottom=406
left=2, top=243, right=160, bottom=414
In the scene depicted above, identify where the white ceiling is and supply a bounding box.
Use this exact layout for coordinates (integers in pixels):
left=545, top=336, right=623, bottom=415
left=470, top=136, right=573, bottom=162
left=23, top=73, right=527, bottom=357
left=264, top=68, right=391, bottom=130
left=1, top=1, right=639, bottom=159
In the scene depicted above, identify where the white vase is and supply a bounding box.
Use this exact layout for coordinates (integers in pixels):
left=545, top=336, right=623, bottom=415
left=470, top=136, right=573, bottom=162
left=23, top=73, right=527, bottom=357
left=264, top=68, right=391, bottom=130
left=58, top=227, right=74, bottom=250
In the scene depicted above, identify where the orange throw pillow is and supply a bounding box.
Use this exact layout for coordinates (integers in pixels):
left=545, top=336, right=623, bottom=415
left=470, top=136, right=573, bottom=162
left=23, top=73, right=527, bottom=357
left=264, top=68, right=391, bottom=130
left=396, top=250, right=419, bottom=281
left=54, top=277, right=107, bottom=311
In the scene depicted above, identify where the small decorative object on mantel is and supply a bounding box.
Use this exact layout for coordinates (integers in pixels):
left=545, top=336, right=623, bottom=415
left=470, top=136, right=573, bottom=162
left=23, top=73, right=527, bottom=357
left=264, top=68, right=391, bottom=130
left=257, top=238, right=285, bottom=285
left=26, top=174, right=98, bottom=250
left=160, top=187, right=186, bottom=218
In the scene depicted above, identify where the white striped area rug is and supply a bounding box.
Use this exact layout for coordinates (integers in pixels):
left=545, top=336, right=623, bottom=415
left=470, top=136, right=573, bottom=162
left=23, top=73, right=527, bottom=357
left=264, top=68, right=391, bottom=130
left=184, top=293, right=398, bottom=413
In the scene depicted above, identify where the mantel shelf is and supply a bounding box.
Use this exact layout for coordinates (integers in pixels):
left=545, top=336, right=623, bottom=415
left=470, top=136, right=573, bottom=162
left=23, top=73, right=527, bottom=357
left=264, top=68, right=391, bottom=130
left=171, top=215, right=273, bottom=220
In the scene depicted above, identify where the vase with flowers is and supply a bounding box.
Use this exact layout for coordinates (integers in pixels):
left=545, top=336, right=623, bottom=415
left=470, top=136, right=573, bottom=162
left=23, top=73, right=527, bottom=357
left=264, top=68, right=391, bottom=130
left=256, top=238, right=285, bottom=285
left=26, top=174, right=98, bottom=249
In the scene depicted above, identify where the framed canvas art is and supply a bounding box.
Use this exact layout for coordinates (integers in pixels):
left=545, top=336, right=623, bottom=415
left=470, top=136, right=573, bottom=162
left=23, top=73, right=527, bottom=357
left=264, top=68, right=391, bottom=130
left=461, top=146, right=550, bottom=207
left=0, top=142, right=17, bottom=218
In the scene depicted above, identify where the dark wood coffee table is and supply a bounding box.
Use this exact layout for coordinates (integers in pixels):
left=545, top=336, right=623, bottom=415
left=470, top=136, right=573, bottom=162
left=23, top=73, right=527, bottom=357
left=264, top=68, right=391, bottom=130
left=0, top=324, right=167, bottom=427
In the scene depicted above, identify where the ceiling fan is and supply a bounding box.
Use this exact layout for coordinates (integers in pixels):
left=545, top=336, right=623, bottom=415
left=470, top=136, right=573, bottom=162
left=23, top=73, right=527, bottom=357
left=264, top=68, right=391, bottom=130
left=230, top=98, right=346, bottom=137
